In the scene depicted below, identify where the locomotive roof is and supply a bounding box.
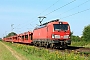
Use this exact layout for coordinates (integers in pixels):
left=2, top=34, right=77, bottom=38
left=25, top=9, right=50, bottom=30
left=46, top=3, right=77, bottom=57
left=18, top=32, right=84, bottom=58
left=35, top=19, right=59, bottom=29
left=41, top=19, right=59, bottom=26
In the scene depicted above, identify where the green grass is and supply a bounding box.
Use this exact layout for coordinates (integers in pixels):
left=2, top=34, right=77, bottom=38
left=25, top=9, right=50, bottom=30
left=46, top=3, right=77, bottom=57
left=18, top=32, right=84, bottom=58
left=2, top=41, right=90, bottom=60
left=71, top=41, right=90, bottom=47
left=4, top=42, right=45, bottom=60
left=0, top=41, right=17, bottom=60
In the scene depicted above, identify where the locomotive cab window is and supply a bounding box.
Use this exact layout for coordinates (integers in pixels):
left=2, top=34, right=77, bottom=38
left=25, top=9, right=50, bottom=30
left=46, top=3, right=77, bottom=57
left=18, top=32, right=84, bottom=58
left=53, top=24, right=68, bottom=31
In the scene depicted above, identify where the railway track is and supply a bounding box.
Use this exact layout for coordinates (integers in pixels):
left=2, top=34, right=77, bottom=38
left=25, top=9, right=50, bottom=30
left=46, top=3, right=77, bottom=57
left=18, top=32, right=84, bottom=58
left=38, top=46, right=90, bottom=57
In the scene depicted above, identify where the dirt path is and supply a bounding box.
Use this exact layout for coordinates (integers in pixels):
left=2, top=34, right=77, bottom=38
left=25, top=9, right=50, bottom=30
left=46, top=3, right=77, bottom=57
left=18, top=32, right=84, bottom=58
left=0, top=42, right=27, bottom=60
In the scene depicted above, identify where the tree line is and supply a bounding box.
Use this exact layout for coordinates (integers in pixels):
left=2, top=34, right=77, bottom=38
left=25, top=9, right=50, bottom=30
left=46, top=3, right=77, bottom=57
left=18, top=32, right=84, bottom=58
left=71, top=24, right=90, bottom=42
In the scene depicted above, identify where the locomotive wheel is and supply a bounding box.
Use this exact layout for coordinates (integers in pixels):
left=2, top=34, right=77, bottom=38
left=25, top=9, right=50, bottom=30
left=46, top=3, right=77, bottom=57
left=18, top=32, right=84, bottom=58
left=45, top=45, right=48, bottom=48
left=45, top=43, right=49, bottom=48
left=39, top=42, right=42, bottom=47
left=35, top=42, right=39, bottom=47
left=50, top=43, right=54, bottom=49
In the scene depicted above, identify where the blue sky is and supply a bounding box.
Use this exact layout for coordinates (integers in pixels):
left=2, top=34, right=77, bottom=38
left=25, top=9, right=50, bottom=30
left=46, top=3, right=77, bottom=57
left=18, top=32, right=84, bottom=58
left=0, top=0, right=90, bottom=38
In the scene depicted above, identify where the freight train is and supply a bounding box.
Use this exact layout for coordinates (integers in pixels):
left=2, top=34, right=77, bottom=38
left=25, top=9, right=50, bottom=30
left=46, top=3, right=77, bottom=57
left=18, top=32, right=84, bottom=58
left=3, top=19, right=71, bottom=48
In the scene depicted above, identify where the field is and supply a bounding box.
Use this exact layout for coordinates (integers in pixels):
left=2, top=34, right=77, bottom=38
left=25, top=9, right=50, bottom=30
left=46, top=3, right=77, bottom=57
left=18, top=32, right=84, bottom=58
left=0, top=41, right=17, bottom=60
left=1, top=40, right=90, bottom=60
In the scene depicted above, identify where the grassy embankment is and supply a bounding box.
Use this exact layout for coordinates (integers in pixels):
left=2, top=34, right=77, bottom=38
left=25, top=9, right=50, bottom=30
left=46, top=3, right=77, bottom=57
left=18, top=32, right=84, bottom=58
left=0, top=41, right=17, bottom=60
left=71, top=41, right=90, bottom=48
left=2, top=41, right=90, bottom=60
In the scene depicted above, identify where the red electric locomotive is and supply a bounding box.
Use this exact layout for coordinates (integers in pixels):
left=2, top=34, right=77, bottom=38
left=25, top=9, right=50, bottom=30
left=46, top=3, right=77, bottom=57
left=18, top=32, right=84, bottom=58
left=33, top=19, right=71, bottom=48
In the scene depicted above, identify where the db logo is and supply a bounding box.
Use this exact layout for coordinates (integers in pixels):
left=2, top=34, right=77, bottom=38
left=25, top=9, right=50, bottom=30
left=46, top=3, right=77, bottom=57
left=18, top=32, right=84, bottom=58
left=61, top=36, right=63, bottom=38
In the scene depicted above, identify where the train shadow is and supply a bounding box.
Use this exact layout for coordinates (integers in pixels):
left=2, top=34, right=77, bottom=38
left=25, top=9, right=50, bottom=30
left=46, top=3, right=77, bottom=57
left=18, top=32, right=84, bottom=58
left=58, top=46, right=84, bottom=50
left=66, top=46, right=84, bottom=50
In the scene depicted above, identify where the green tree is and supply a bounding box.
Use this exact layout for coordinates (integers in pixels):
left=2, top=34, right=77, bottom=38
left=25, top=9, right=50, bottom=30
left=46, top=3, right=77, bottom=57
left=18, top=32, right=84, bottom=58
left=71, top=35, right=80, bottom=42
left=70, top=31, right=81, bottom=42
left=82, top=24, right=90, bottom=41
left=6, top=32, right=17, bottom=37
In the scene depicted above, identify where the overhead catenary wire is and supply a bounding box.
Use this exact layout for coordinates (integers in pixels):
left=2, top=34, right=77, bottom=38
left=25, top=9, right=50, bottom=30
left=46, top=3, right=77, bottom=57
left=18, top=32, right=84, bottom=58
left=15, top=23, right=35, bottom=31
left=14, top=0, right=76, bottom=29
left=39, top=0, right=60, bottom=15
left=15, top=0, right=76, bottom=29
left=18, top=0, right=60, bottom=27
left=56, top=0, right=90, bottom=16
left=44, top=0, right=76, bottom=16
left=13, top=21, right=36, bottom=34
left=60, top=8, right=90, bottom=19
left=13, top=0, right=61, bottom=30
left=14, top=0, right=78, bottom=33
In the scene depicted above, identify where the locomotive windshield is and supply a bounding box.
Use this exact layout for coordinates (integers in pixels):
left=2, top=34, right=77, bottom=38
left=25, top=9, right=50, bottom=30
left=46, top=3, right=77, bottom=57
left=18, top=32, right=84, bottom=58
left=54, top=24, right=68, bottom=31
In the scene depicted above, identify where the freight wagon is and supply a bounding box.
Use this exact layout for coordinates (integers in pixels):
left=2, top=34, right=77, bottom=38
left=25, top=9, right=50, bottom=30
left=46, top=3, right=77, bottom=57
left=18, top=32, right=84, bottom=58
left=3, top=31, right=33, bottom=44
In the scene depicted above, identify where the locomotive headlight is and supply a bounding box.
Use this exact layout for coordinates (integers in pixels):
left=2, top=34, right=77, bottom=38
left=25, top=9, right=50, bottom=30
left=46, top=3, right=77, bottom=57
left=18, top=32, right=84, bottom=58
left=55, top=35, right=60, bottom=38
left=64, top=35, right=69, bottom=39
left=68, top=36, right=71, bottom=38
left=52, top=34, right=55, bottom=38
left=52, top=34, right=60, bottom=38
